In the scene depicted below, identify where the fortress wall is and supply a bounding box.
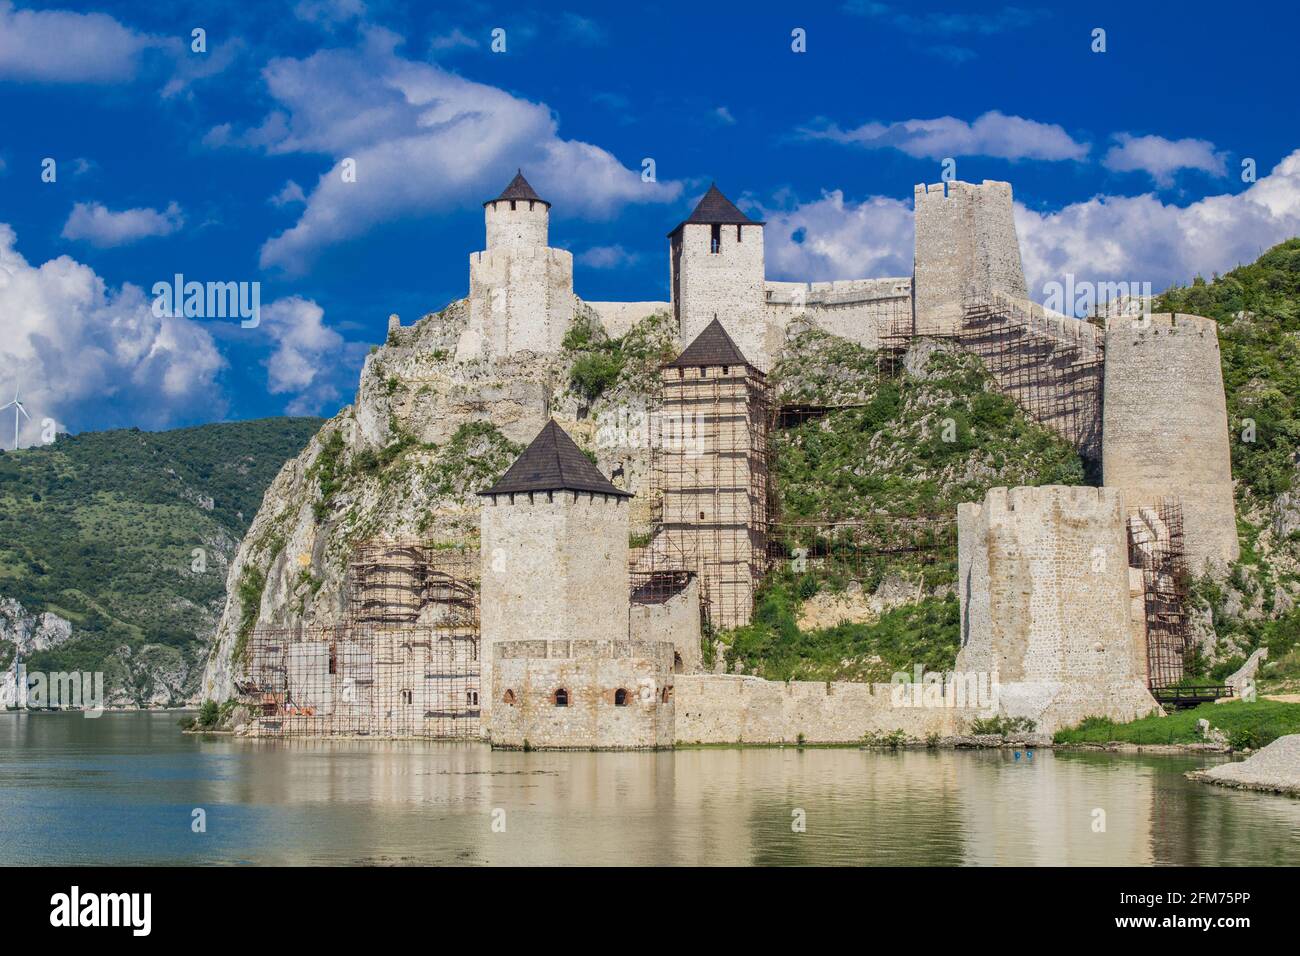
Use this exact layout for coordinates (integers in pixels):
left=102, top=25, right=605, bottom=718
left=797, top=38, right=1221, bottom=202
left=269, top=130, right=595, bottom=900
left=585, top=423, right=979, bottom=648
left=491, top=639, right=675, bottom=749
left=479, top=493, right=630, bottom=724
left=955, top=486, right=1157, bottom=732
left=1102, top=313, right=1239, bottom=571
left=674, top=675, right=986, bottom=744
left=584, top=301, right=671, bottom=339
left=913, top=181, right=1027, bottom=336
left=673, top=221, right=772, bottom=369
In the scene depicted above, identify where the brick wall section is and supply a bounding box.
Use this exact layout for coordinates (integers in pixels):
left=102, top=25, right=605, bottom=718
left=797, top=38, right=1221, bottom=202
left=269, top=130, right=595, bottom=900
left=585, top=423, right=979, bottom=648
left=956, top=485, right=1158, bottom=732
left=1102, top=313, right=1239, bottom=571
left=479, top=492, right=630, bottom=726
left=491, top=639, right=675, bottom=749
left=913, top=180, right=1027, bottom=336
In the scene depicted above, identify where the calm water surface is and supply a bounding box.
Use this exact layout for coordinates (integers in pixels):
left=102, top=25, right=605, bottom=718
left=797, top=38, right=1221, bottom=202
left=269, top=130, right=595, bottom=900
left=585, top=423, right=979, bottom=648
left=2, top=712, right=1298, bottom=866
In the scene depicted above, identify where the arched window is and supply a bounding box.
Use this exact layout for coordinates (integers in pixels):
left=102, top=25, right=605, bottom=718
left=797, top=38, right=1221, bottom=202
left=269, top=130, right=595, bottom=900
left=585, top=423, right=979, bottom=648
left=673, top=652, right=684, bottom=674
left=400, top=689, right=413, bottom=705
left=503, top=689, right=516, bottom=706
left=662, top=685, right=673, bottom=703
left=614, top=688, right=628, bottom=707
left=553, top=688, right=568, bottom=707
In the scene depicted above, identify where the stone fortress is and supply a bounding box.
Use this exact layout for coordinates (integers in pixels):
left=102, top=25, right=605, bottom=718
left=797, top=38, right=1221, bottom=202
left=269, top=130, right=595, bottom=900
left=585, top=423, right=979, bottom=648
left=243, top=169, right=1241, bottom=748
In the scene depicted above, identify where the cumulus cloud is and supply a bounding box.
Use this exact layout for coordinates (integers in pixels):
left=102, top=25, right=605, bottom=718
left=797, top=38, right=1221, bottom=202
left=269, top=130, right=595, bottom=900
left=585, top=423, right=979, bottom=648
left=713, top=106, right=736, bottom=125
left=1017, top=149, right=1300, bottom=297
left=259, top=297, right=351, bottom=415
left=0, top=222, right=225, bottom=444
left=61, top=201, right=184, bottom=247
left=801, top=110, right=1089, bottom=162
left=210, top=28, right=680, bottom=273
left=0, top=0, right=158, bottom=83
left=429, top=28, right=479, bottom=52
left=270, top=180, right=307, bottom=207
left=761, top=190, right=914, bottom=282
left=1102, top=133, right=1228, bottom=187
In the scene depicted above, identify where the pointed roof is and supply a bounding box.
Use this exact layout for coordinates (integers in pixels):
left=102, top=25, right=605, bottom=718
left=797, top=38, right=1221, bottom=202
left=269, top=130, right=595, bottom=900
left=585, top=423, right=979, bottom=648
left=665, top=317, right=754, bottom=369
left=486, top=169, right=549, bottom=207
left=668, top=183, right=762, bottom=236
left=480, top=420, right=631, bottom=498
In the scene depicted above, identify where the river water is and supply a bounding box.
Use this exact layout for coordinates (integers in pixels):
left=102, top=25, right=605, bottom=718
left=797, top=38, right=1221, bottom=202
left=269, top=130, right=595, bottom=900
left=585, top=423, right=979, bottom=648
left=2, top=711, right=1297, bottom=866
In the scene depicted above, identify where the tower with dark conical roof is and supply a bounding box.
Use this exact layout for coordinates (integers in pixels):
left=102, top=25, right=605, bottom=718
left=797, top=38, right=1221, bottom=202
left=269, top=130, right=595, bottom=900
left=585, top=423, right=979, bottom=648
left=668, top=183, right=772, bottom=370
left=477, top=419, right=632, bottom=726
left=457, top=170, right=576, bottom=361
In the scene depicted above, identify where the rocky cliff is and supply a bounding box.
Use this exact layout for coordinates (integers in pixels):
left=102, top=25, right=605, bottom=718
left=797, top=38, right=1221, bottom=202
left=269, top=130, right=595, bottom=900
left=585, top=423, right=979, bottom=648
left=201, top=299, right=676, bottom=700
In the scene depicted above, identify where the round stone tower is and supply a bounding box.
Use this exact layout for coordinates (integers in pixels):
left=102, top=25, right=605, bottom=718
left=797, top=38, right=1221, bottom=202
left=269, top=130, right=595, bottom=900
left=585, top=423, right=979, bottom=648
left=484, top=169, right=550, bottom=249
left=1102, top=313, right=1239, bottom=571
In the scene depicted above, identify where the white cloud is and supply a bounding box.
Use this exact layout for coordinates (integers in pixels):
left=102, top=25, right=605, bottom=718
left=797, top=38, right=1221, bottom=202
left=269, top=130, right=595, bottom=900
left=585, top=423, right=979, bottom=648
left=61, top=201, right=184, bottom=247
left=1017, top=149, right=1300, bottom=296
left=294, top=0, right=366, bottom=27
left=270, top=180, right=307, bottom=207
left=214, top=28, right=680, bottom=273
left=1102, top=133, right=1227, bottom=187
left=713, top=106, right=736, bottom=126
left=801, top=110, right=1089, bottom=162
left=259, top=297, right=349, bottom=415
left=0, top=1, right=158, bottom=83
left=577, top=244, right=640, bottom=269
left=0, top=222, right=225, bottom=444
left=429, top=28, right=479, bottom=52
left=761, top=190, right=914, bottom=282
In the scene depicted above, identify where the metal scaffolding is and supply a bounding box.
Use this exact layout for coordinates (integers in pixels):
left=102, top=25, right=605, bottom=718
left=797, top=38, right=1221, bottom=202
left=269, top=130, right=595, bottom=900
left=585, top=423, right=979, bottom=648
left=241, top=544, right=480, bottom=738
left=1127, top=499, right=1191, bottom=691
left=638, top=361, right=771, bottom=630
left=953, top=292, right=1105, bottom=469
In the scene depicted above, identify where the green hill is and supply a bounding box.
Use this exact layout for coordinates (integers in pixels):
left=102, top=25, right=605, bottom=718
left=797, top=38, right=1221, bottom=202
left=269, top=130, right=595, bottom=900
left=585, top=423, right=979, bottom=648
left=0, top=418, right=321, bottom=705
left=1155, top=238, right=1300, bottom=691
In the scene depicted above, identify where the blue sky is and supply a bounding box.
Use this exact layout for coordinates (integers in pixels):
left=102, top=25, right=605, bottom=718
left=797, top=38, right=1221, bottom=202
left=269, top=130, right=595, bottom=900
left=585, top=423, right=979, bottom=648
left=3, top=0, right=1300, bottom=441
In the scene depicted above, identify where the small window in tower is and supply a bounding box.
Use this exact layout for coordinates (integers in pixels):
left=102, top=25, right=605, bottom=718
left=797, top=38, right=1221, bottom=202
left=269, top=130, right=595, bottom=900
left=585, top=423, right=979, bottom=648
left=614, top=688, right=628, bottom=707
left=328, top=645, right=337, bottom=675
left=503, top=689, right=516, bottom=706
left=510, top=200, right=517, bottom=211
left=400, top=689, right=413, bottom=705
left=467, top=690, right=479, bottom=706
left=736, top=224, right=742, bottom=242
left=710, top=223, right=721, bottom=253
left=553, top=688, right=569, bottom=707
left=699, top=511, right=706, bottom=521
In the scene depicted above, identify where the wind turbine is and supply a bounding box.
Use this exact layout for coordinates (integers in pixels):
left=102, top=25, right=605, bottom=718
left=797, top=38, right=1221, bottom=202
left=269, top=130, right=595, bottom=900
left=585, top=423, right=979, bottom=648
left=1, top=384, right=31, bottom=451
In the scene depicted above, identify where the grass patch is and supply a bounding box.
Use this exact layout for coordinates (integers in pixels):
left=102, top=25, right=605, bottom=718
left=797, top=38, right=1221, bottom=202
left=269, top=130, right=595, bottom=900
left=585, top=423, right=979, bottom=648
left=1053, top=699, right=1300, bottom=748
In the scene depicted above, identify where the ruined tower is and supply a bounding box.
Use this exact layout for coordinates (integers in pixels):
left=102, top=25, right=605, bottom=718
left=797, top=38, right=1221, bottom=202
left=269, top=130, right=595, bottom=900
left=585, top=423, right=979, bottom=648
left=913, top=180, right=1028, bottom=336
left=458, top=171, right=575, bottom=360
left=669, top=184, right=772, bottom=369
left=956, top=485, right=1157, bottom=732
left=1102, top=313, right=1239, bottom=571
left=646, top=319, right=769, bottom=630
left=477, top=420, right=633, bottom=726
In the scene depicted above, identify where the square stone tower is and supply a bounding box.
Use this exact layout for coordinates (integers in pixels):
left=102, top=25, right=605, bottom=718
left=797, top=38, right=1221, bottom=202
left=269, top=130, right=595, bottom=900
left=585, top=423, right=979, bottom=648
left=457, top=171, right=575, bottom=361
left=646, top=318, right=769, bottom=630
left=478, top=420, right=632, bottom=727
left=913, top=180, right=1028, bottom=336
left=956, top=485, right=1157, bottom=732
left=668, top=184, right=773, bottom=370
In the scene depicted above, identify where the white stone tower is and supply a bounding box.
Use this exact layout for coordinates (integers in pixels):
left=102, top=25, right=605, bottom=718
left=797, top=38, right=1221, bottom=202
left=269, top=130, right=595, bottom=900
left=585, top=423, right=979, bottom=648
left=668, top=184, right=773, bottom=370
left=913, top=180, right=1028, bottom=336
left=457, top=171, right=576, bottom=361
left=477, top=420, right=632, bottom=727
left=1102, top=313, right=1239, bottom=571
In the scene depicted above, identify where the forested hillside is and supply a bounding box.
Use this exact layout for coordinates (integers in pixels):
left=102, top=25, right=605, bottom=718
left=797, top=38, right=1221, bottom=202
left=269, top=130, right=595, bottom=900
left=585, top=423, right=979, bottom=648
left=0, top=418, right=321, bottom=705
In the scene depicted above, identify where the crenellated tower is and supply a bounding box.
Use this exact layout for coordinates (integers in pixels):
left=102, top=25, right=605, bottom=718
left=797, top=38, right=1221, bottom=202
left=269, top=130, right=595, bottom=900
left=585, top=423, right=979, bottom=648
left=457, top=171, right=575, bottom=360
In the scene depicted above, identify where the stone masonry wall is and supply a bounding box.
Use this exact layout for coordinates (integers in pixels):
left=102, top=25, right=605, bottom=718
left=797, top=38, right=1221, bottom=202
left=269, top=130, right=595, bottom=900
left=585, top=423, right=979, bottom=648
left=763, top=278, right=912, bottom=350
left=675, top=674, right=986, bottom=744
left=956, top=485, right=1157, bottom=732
left=491, top=639, right=675, bottom=749
left=1102, top=313, right=1239, bottom=571
left=479, top=493, right=630, bottom=726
